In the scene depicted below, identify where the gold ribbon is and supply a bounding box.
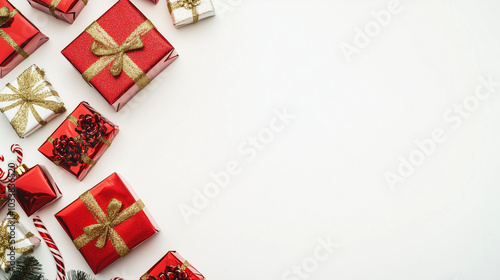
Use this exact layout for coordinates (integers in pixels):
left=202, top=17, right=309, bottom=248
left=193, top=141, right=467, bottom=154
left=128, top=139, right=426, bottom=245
left=49, top=0, right=89, bottom=20
left=0, top=66, right=66, bottom=138
left=82, top=20, right=154, bottom=89
left=0, top=211, right=37, bottom=271
left=168, top=0, right=200, bottom=23
left=72, top=191, right=145, bottom=257
left=0, top=6, right=29, bottom=59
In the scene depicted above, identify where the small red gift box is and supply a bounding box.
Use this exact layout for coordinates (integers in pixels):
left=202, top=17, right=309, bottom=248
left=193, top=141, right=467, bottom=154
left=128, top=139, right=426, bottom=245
left=55, top=173, right=160, bottom=274
left=0, top=0, right=48, bottom=78
left=61, top=0, right=178, bottom=111
left=141, top=251, right=205, bottom=280
left=14, top=164, right=62, bottom=216
left=38, top=101, right=119, bottom=181
left=27, top=0, right=88, bottom=24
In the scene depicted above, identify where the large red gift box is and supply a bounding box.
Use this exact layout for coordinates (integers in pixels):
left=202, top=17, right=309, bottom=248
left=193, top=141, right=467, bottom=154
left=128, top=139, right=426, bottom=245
left=0, top=0, right=48, bottom=78
left=61, top=0, right=178, bottom=111
left=55, top=173, right=160, bottom=274
left=141, top=251, right=205, bottom=280
left=38, top=101, right=119, bottom=181
left=27, top=0, right=88, bottom=24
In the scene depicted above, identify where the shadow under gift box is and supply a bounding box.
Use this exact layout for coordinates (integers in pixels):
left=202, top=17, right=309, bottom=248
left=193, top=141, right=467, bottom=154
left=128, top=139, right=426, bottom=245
left=61, top=0, right=178, bottom=112
left=14, top=164, right=62, bottom=216
left=0, top=0, right=48, bottom=78
left=55, top=173, right=160, bottom=274
left=27, top=0, right=88, bottom=24
left=38, top=101, right=119, bottom=181
left=141, top=251, right=205, bottom=280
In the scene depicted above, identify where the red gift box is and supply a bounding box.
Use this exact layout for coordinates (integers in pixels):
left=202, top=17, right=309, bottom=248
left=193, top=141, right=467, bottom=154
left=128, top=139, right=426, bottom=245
left=27, top=0, right=88, bottom=24
left=38, top=101, right=119, bottom=181
left=14, top=164, right=62, bottom=216
left=141, top=251, right=205, bottom=280
left=61, top=0, right=178, bottom=111
left=55, top=173, right=160, bottom=274
left=0, top=0, right=48, bottom=78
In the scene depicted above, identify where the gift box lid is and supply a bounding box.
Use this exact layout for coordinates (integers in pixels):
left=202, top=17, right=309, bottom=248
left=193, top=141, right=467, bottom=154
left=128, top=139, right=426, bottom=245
left=61, top=0, right=176, bottom=110
left=55, top=172, right=159, bottom=273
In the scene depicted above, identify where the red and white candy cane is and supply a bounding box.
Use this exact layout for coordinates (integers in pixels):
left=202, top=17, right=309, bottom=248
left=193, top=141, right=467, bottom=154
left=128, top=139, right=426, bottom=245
left=33, top=216, right=66, bottom=280
left=0, top=144, right=23, bottom=183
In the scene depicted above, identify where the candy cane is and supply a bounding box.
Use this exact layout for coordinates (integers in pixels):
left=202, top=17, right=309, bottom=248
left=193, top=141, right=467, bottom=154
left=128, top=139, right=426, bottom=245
left=0, top=144, right=23, bottom=183
left=33, top=216, right=66, bottom=280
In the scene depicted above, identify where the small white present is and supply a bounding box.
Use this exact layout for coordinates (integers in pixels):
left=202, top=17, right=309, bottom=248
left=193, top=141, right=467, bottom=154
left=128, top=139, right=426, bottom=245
left=0, top=65, right=66, bottom=138
left=167, top=0, right=215, bottom=28
left=0, top=211, right=41, bottom=272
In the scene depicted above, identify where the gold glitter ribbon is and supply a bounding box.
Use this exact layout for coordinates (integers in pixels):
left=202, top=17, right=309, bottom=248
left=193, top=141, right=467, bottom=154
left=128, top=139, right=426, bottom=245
left=0, top=6, right=29, bottom=59
left=49, top=0, right=89, bottom=19
left=140, top=261, right=191, bottom=280
left=168, top=0, right=200, bottom=23
left=82, top=20, right=154, bottom=89
left=72, top=191, right=145, bottom=257
left=0, top=212, right=37, bottom=271
left=0, top=66, right=66, bottom=138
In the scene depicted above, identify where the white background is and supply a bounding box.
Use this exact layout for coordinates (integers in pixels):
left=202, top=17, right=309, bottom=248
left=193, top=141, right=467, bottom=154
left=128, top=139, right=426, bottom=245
left=1, top=0, right=500, bottom=279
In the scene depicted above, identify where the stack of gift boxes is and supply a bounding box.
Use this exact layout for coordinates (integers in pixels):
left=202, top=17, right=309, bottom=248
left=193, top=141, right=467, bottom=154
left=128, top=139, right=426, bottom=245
left=0, top=0, right=214, bottom=278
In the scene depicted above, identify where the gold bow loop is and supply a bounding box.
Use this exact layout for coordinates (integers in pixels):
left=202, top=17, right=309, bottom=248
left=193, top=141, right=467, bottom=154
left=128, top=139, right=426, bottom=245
left=73, top=191, right=145, bottom=257
left=0, top=67, right=66, bottom=138
left=0, top=6, right=17, bottom=27
left=179, top=0, right=200, bottom=9
left=82, top=20, right=155, bottom=89
left=90, top=35, right=145, bottom=77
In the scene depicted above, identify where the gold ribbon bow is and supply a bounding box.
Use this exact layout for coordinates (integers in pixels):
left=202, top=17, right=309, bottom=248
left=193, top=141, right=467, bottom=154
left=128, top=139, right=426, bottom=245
left=49, top=0, right=88, bottom=19
left=73, top=191, right=145, bottom=257
left=0, top=212, right=37, bottom=271
left=0, top=6, right=29, bottom=59
left=168, top=0, right=201, bottom=23
left=82, top=20, right=154, bottom=89
left=0, top=66, right=66, bottom=138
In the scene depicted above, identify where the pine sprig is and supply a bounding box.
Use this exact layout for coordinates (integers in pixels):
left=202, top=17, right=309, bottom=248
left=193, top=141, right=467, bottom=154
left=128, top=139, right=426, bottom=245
left=8, top=256, right=44, bottom=280
left=67, top=270, right=96, bottom=280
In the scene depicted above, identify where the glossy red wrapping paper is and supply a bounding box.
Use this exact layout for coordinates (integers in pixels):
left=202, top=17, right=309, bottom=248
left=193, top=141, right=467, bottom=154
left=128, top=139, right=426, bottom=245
left=38, top=101, right=119, bottom=181
left=15, top=164, right=62, bottom=216
left=0, top=0, right=48, bottom=78
left=55, top=173, right=159, bottom=274
left=142, top=251, right=205, bottom=280
left=0, top=183, right=6, bottom=208
left=61, top=0, right=178, bottom=111
left=27, top=0, right=87, bottom=24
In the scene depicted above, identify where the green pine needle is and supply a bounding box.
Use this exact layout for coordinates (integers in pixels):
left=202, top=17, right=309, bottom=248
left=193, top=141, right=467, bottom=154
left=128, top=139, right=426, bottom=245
left=67, top=270, right=96, bottom=280
left=8, top=256, right=45, bottom=280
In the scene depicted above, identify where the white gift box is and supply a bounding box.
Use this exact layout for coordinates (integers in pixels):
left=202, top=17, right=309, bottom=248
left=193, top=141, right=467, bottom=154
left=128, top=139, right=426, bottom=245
left=0, top=212, right=41, bottom=272
left=0, top=65, right=66, bottom=138
left=167, top=0, right=215, bottom=28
